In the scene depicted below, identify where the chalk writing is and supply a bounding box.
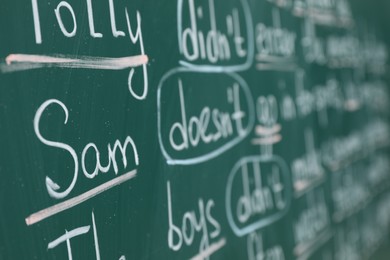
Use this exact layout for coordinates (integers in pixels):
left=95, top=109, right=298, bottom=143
left=167, top=181, right=224, bottom=258
left=177, top=0, right=254, bottom=71
left=34, top=99, right=138, bottom=199
left=158, top=69, right=255, bottom=165
left=255, top=8, right=297, bottom=71
left=226, top=155, right=291, bottom=236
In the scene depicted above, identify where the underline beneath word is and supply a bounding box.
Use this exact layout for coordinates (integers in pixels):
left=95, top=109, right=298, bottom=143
left=1, top=53, right=148, bottom=73
left=190, top=238, right=226, bottom=260
left=25, top=169, right=137, bottom=226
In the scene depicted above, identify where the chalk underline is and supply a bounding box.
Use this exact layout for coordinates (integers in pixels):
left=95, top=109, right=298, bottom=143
left=190, top=238, right=226, bottom=260
left=1, top=53, right=148, bottom=73
left=25, top=169, right=137, bottom=226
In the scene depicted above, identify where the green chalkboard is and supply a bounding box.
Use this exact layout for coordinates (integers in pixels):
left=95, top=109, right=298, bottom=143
left=1, top=0, right=390, bottom=259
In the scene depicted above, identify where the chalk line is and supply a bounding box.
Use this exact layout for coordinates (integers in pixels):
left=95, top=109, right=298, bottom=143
left=190, top=238, right=226, bottom=260
left=1, top=54, right=148, bottom=73
left=255, top=124, right=281, bottom=136
left=256, top=54, right=295, bottom=63
left=251, top=134, right=282, bottom=145
left=25, top=169, right=137, bottom=226
left=256, top=62, right=297, bottom=71
left=48, top=226, right=91, bottom=249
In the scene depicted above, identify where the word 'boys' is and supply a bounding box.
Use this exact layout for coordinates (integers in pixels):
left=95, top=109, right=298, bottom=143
left=167, top=181, right=223, bottom=257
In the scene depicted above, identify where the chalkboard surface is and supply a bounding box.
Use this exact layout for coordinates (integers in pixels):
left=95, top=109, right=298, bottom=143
left=1, top=0, right=390, bottom=259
